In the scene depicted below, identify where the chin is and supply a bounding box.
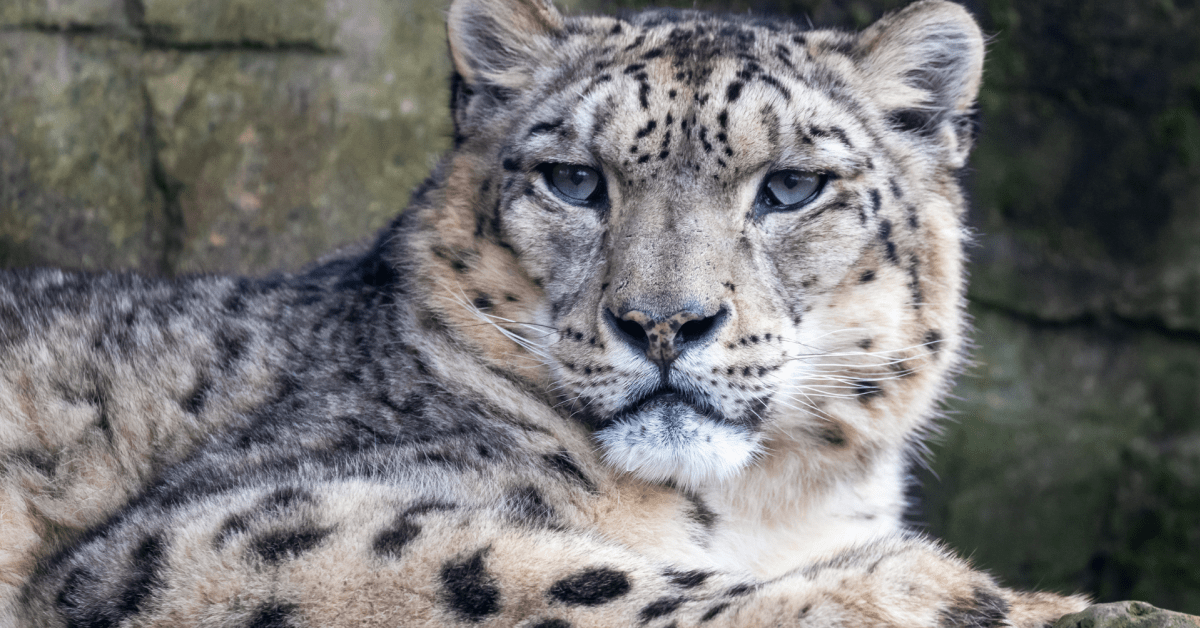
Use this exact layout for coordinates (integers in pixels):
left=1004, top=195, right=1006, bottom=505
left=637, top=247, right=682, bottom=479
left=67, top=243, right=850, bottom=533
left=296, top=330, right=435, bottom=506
left=593, top=393, right=763, bottom=489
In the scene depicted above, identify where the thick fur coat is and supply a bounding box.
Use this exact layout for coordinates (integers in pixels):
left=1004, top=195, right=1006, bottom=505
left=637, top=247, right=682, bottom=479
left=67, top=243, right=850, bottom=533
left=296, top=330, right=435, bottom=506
left=0, top=1, right=1090, bottom=626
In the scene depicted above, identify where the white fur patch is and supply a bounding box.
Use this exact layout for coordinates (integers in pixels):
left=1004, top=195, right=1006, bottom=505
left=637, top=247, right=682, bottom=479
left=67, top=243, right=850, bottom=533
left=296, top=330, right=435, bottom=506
left=594, top=396, right=762, bottom=489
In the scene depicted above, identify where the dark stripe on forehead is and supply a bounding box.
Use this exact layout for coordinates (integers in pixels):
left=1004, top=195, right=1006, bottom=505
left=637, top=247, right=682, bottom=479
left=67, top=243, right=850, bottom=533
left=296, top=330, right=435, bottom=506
left=588, top=95, right=618, bottom=151
left=759, top=104, right=781, bottom=146
left=774, top=44, right=795, bottom=69
left=808, top=125, right=852, bottom=150
left=756, top=74, right=792, bottom=102
left=527, top=119, right=564, bottom=137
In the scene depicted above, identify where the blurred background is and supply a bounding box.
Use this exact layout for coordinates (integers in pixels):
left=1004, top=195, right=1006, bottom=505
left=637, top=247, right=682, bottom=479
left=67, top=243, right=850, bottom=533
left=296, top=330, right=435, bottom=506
left=1, top=0, right=1197, bottom=613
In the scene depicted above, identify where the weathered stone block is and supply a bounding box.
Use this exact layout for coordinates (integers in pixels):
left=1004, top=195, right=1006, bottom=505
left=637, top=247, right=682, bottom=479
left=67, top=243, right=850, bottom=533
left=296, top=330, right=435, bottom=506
left=0, top=33, right=162, bottom=272
left=1054, top=602, right=1200, bottom=628
left=140, top=0, right=334, bottom=48
left=143, top=0, right=451, bottom=274
left=922, top=305, right=1200, bottom=613
left=967, top=1, right=1200, bottom=332
left=0, top=0, right=128, bottom=28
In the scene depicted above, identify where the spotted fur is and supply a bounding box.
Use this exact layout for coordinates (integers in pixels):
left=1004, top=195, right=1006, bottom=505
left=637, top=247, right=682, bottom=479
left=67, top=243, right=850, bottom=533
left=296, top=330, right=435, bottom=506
left=2, top=1, right=1091, bottom=626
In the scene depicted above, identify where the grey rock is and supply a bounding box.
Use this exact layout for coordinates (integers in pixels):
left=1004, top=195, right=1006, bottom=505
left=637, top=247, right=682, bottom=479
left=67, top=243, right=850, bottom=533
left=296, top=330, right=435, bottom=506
left=1055, top=602, right=1200, bottom=628
left=921, top=304, right=1200, bottom=614
left=966, top=1, right=1200, bottom=332
left=143, top=0, right=452, bottom=275
left=140, top=0, right=335, bottom=48
left=0, top=32, right=163, bottom=272
left=0, top=0, right=129, bottom=28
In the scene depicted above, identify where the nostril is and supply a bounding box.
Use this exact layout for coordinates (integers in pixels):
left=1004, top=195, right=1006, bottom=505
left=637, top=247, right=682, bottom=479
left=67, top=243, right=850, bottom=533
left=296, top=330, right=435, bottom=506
left=606, top=310, right=649, bottom=350
left=616, top=318, right=649, bottom=346
left=676, top=308, right=727, bottom=346
left=677, top=318, right=714, bottom=343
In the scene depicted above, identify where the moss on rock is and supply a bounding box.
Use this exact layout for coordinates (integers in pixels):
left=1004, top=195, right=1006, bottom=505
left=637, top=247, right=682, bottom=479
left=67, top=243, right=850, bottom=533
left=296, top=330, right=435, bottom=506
left=0, top=0, right=129, bottom=28
left=141, top=0, right=450, bottom=275
left=923, top=305, right=1200, bottom=613
left=0, top=33, right=162, bottom=272
left=140, top=0, right=335, bottom=48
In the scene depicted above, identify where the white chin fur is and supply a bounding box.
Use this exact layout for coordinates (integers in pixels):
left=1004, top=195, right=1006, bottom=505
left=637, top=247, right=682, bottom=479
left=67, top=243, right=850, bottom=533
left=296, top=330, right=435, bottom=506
left=594, top=400, right=761, bottom=489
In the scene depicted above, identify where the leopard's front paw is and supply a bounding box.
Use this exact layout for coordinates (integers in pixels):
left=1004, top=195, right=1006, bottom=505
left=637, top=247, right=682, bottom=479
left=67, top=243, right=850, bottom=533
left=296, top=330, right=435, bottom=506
left=1053, top=602, right=1200, bottom=628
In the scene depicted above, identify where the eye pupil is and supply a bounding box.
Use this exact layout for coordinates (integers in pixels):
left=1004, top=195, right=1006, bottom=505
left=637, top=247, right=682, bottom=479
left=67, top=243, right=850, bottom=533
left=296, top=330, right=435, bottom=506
left=569, top=168, right=589, bottom=187
left=758, top=170, right=824, bottom=214
left=547, top=163, right=603, bottom=204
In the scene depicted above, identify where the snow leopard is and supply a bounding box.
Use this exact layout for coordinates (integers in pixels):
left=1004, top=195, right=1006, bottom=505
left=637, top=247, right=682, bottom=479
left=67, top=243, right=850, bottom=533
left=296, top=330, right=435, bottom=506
left=0, top=0, right=1101, bottom=626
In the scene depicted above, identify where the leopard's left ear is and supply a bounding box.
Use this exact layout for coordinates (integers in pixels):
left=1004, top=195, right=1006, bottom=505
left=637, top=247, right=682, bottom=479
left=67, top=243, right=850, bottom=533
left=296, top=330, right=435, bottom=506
left=447, top=0, right=565, bottom=91
left=855, top=0, right=985, bottom=167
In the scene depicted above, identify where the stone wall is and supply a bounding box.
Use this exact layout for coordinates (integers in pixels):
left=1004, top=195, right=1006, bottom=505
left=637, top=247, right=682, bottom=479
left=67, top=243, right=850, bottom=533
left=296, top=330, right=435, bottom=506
left=1, top=0, right=451, bottom=275
left=2, top=0, right=1198, bottom=614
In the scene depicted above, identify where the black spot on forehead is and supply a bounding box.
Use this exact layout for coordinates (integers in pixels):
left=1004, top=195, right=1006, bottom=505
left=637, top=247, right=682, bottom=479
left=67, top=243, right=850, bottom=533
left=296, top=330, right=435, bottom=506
left=756, top=74, right=791, bottom=101
left=726, top=81, right=743, bottom=102
left=878, top=219, right=899, bottom=264
left=528, top=119, right=564, bottom=136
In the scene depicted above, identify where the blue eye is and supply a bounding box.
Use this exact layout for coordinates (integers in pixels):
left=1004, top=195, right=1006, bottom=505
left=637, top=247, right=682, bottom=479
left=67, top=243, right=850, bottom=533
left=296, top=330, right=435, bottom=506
left=545, top=164, right=606, bottom=205
left=756, top=170, right=825, bottom=213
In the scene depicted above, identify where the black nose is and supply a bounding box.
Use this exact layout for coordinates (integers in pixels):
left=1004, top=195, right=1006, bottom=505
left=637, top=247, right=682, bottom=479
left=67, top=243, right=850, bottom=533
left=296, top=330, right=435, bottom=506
left=604, top=306, right=728, bottom=371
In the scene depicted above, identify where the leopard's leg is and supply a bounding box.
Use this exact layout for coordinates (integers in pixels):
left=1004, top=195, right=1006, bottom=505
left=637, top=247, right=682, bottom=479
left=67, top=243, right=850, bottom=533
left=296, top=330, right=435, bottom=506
left=15, top=480, right=1088, bottom=628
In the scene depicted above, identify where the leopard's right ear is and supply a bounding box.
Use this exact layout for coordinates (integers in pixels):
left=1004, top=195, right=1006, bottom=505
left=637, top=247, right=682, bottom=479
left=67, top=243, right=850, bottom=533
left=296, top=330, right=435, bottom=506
left=447, top=0, right=565, bottom=92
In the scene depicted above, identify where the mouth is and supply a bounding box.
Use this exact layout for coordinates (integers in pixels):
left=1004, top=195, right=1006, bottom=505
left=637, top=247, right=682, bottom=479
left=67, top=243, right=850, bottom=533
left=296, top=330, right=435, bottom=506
left=608, top=387, right=725, bottom=429
left=592, top=384, right=761, bottom=488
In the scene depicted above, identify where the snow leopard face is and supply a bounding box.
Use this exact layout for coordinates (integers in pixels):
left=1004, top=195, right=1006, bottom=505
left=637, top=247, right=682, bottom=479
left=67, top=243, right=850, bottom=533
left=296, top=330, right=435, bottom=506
left=420, top=0, right=981, bottom=488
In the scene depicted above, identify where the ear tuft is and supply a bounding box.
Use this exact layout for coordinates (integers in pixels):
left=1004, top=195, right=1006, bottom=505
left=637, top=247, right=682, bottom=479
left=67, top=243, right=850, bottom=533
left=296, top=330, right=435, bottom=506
left=856, top=0, right=984, bottom=165
left=447, top=0, right=565, bottom=90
